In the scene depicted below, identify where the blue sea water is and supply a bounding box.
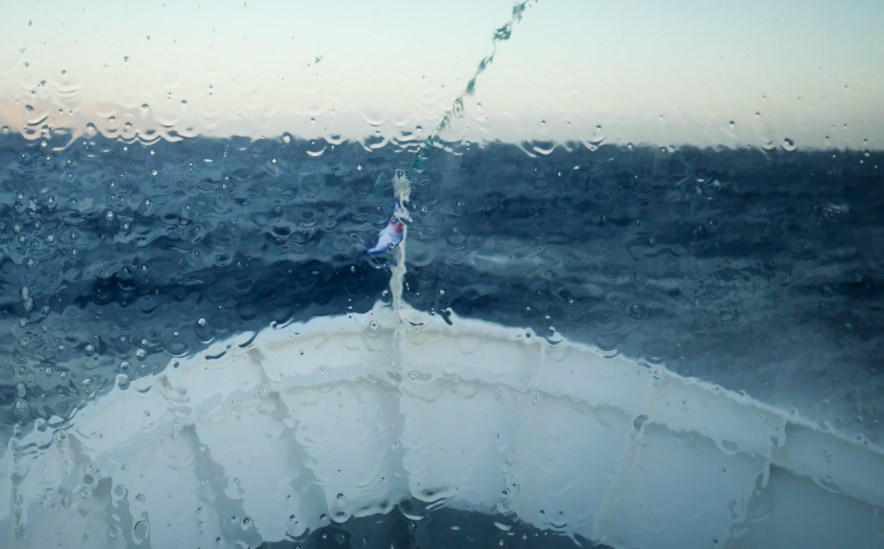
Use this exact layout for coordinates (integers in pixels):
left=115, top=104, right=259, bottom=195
left=1, top=132, right=883, bottom=546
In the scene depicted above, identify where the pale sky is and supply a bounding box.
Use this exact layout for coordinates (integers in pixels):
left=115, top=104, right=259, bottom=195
left=1, top=0, right=883, bottom=149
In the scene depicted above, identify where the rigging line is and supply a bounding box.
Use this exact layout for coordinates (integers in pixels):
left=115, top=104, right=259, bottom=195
left=376, top=1, right=540, bottom=319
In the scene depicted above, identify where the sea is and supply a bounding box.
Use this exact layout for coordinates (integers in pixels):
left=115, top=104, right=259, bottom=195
left=1, top=131, right=882, bottom=546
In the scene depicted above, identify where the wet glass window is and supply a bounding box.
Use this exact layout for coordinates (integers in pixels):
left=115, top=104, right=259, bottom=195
left=1, top=1, right=883, bottom=547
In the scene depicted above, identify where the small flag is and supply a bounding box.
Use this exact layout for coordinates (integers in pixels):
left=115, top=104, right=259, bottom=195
left=366, top=199, right=407, bottom=257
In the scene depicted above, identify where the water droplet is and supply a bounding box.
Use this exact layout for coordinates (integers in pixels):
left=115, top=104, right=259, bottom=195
left=627, top=303, right=645, bottom=319
left=133, top=519, right=149, bottom=540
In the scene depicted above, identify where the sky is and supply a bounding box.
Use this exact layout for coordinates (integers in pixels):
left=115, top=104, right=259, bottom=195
left=1, top=0, right=883, bottom=149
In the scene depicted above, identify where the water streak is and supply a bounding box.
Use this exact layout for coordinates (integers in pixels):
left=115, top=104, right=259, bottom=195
left=412, top=0, right=536, bottom=171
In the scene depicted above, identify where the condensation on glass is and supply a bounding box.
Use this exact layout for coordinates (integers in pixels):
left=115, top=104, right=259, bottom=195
left=0, top=1, right=882, bottom=547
